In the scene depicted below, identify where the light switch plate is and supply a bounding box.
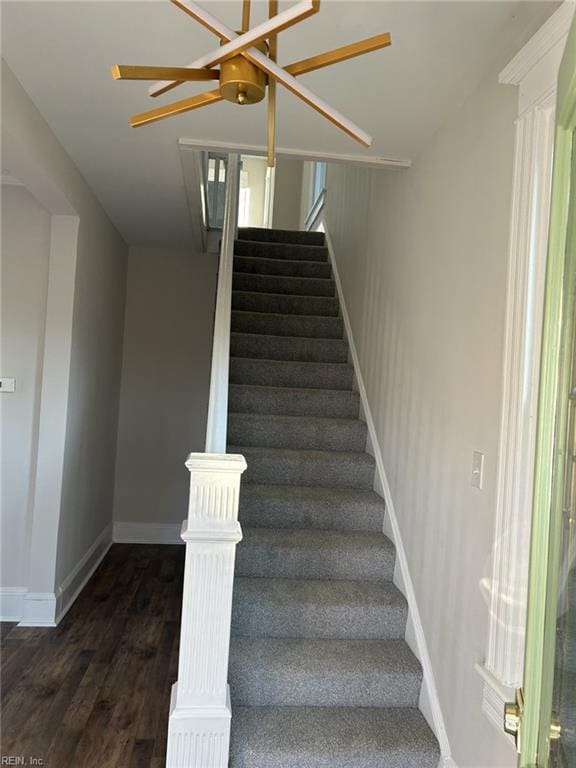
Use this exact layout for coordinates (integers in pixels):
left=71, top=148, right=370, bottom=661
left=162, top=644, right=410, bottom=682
left=0, top=378, right=16, bottom=393
left=471, top=451, right=485, bottom=490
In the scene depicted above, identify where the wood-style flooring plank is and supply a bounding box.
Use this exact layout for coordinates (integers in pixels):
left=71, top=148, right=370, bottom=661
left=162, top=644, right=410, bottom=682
left=1, top=544, right=185, bottom=768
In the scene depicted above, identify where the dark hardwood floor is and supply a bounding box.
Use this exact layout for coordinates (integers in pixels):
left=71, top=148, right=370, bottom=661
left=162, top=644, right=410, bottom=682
left=1, top=544, right=184, bottom=767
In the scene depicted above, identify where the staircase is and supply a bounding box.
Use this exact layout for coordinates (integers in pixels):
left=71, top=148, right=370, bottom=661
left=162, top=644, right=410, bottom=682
left=226, top=227, right=440, bottom=768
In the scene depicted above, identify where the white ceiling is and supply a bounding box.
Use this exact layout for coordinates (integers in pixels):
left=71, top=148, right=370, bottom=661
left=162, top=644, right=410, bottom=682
left=1, top=1, right=557, bottom=244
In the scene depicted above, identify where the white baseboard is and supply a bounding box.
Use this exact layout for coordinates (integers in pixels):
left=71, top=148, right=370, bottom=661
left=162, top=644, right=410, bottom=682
left=6, top=522, right=113, bottom=627
left=53, top=521, right=113, bottom=624
left=0, top=587, right=27, bottom=622
left=113, top=521, right=183, bottom=545
left=323, top=225, right=453, bottom=764
left=18, top=591, right=58, bottom=627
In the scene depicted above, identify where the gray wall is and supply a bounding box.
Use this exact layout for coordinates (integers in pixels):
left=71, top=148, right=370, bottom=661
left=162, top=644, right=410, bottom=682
left=2, top=61, right=128, bottom=598
left=324, top=62, right=521, bottom=768
left=273, top=158, right=303, bottom=230
left=1, top=185, right=51, bottom=589
left=112, top=245, right=217, bottom=526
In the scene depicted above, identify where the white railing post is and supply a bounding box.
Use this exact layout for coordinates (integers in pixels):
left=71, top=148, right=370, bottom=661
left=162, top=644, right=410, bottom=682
left=205, top=153, right=240, bottom=454
left=167, top=154, right=245, bottom=768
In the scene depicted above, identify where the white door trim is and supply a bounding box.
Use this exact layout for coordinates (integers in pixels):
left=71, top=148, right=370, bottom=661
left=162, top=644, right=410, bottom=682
left=478, top=0, right=574, bottom=739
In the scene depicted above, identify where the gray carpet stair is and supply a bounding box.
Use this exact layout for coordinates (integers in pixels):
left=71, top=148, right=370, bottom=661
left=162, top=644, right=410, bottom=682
left=233, top=272, right=335, bottom=297
left=229, top=358, right=354, bottom=390
left=234, top=238, right=329, bottom=262
left=232, top=577, right=408, bottom=640
left=232, top=289, right=339, bottom=316
left=238, top=485, right=386, bottom=532
left=227, top=228, right=440, bottom=767
left=229, top=638, right=422, bottom=707
left=229, top=383, right=360, bottom=418
left=238, top=226, right=325, bottom=246
left=230, top=707, right=439, bottom=768
left=234, top=255, right=332, bottom=278
left=228, top=413, right=367, bottom=452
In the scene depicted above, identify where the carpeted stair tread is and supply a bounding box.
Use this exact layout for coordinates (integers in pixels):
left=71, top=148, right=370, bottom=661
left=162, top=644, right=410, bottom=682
left=232, top=577, right=408, bottom=639
left=228, top=412, right=367, bottom=452
left=229, top=384, right=359, bottom=418
left=230, top=333, right=348, bottom=363
left=227, top=228, right=439, bottom=765
left=231, top=310, right=344, bottom=339
left=238, top=227, right=325, bottom=246
left=229, top=706, right=440, bottom=768
left=234, top=255, right=331, bottom=279
left=235, top=239, right=329, bottom=262
left=229, top=357, right=354, bottom=391
left=232, top=290, right=339, bottom=317
left=230, top=445, right=375, bottom=489
left=236, top=527, right=394, bottom=581
left=229, top=638, right=421, bottom=707
left=238, top=484, right=385, bottom=532
left=233, top=272, right=335, bottom=297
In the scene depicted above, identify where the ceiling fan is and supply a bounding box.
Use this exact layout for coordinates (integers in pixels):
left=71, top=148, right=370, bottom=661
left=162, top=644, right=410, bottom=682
left=112, top=0, right=391, bottom=166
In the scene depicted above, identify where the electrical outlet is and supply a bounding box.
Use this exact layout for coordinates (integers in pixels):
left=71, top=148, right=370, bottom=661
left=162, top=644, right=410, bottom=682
left=471, top=451, right=485, bottom=490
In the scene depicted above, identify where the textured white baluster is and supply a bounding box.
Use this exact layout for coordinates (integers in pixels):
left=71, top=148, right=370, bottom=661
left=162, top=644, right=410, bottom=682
left=167, top=452, right=246, bottom=768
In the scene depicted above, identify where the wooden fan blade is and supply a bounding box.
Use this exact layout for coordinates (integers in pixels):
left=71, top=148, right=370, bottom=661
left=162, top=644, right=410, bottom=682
left=242, top=0, right=251, bottom=32
left=130, top=88, right=222, bottom=127
left=267, top=0, right=278, bottom=168
left=112, top=65, right=219, bottom=81
left=151, top=0, right=320, bottom=97
left=284, top=32, right=392, bottom=77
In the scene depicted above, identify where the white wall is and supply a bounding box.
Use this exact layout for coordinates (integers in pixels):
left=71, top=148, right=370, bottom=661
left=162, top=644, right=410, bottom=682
left=2, top=61, right=127, bottom=619
left=1, top=185, right=51, bottom=590
left=240, top=156, right=268, bottom=228
left=273, top=158, right=303, bottom=230
left=324, top=62, right=521, bottom=768
left=113, top=246, right=217, bottom=527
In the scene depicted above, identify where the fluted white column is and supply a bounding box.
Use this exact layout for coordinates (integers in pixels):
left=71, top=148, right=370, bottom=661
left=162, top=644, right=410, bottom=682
left=167, top=452, right=246, bottom=768
left=477, top=2, right=573, bottom=737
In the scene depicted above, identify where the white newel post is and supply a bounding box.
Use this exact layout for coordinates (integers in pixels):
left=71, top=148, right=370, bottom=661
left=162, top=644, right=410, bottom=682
left=167, top=453, right=247, bottom=767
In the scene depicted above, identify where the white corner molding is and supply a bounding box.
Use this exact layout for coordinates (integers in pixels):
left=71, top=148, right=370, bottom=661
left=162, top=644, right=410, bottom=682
left=499, top=2, right=575, bottom=88
left=478, top=0, right=574, bottom=733
left=166, top=452, right=247, bottom=768
left=322, top=225, right=453, bottom=765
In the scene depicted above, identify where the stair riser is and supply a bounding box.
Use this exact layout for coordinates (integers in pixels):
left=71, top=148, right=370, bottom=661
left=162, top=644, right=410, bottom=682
left=234, top=255, right=332, bottom=279
left=237, top=452, right=375, bottom=489
left=230, top=334, right=349, bottom=364
left=232, top=595, right=407, bottom=640
left=235, top=541, right=393, bottom=582
left=228, top=415, right=367, bottom=452
left=235, top=239, right=328, bottom=262
left=229, top=669, right=420, bottom=708
left=231, top=311, right=344, bottom=340
left=238, top=228, right=325, bottom=246
left=239, top=495, right=383, bottom=533
left=230, top=358, right=354, bottom=391
left=233, top=273, right=335, bottom=297
left=232, top=291, right=339, bottom=317
left=229, top=385, right=360, bottom=418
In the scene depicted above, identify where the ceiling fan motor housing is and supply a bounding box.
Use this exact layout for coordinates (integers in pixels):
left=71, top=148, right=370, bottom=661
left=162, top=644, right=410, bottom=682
left=219, top=35, right=268, bottom=105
